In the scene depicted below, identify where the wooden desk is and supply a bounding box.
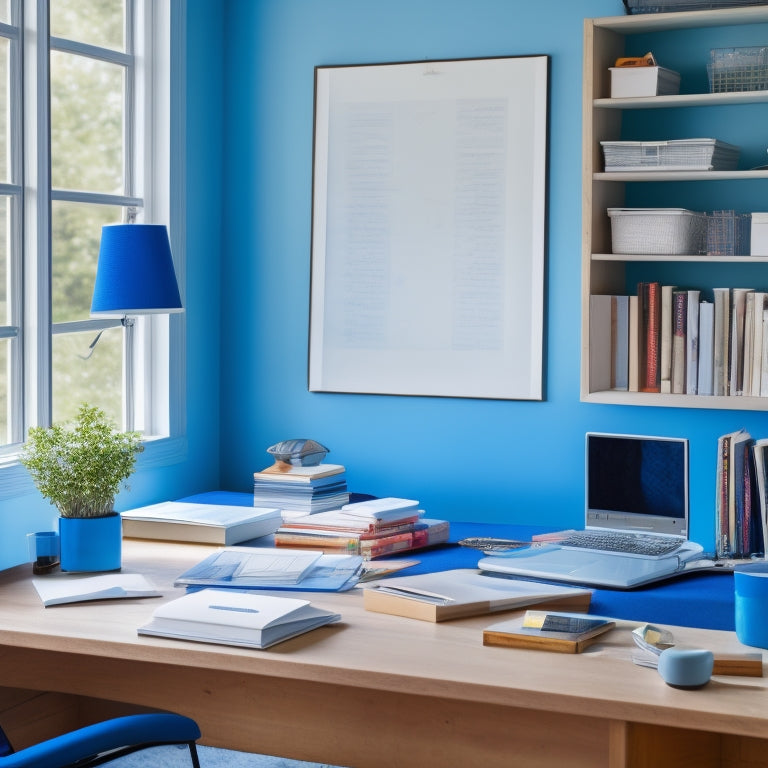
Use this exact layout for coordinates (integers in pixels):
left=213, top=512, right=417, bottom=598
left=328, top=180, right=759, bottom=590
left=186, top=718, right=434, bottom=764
left=0, top=539, right=767, bottom=768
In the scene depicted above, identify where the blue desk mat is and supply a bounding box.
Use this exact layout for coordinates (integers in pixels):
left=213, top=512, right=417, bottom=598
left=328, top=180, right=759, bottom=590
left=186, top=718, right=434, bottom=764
left=179, top=491, right=735, bottom=632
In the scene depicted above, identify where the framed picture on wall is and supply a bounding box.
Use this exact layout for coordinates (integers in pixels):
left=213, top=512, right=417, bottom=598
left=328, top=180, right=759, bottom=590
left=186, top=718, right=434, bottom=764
left=309, top=55, right=549, bottom=400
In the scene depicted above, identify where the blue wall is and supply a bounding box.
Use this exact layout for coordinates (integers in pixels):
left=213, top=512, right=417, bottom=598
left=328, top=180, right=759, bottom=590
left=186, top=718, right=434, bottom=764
left=218, top=0, right=768, bottom=553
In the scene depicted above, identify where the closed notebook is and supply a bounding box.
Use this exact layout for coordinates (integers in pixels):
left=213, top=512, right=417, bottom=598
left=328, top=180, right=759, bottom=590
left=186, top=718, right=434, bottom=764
left=363, top=569, right=591, bottom=622
left=121, top=502, right=282, bottom=545
left=483, top=611, right=615, bottom=654
left=137, top=589, right=341, bottom=649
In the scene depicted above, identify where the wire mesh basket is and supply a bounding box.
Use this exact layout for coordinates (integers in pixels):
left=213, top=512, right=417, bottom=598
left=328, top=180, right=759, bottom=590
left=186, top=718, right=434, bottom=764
left=707, top=210, right=752, bottom=255
left=624, top=0, right=768, bottom=13
left=608, top=208, right=708, bottom=255
left=601, top=139, right=739, bottom=172
left=708, top=47, right=768, bottom=93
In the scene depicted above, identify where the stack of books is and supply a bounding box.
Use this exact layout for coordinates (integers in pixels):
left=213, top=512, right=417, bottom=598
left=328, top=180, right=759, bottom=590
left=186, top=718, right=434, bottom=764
left=274, top=497, right=450, bottom=559
left=716, top=428, right=767, bottom=559
left=253, top=463, right=350, bottom=520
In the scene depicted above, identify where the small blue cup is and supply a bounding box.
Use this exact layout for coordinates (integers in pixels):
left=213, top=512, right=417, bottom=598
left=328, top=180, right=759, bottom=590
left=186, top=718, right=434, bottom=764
left=735, top=569, right=768, bottom=649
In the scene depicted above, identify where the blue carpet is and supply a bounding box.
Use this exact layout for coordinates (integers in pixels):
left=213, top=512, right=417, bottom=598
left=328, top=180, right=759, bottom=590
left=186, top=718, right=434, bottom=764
left=108, top=744, right=344, bottom=767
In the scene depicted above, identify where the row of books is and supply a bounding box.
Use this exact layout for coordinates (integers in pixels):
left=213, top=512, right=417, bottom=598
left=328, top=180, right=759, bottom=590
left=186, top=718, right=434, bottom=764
left=716, top=429, right=768, bottom=559
left=590, top=285, right=768, bottom=397
left=253, top=463, right=350, bottom=519
left=274, top=497, right=450, bottom=559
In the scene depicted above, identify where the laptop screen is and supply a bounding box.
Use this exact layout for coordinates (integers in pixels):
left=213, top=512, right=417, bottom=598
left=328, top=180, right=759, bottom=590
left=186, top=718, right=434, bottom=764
left=585, top=433, right=689, bottom=537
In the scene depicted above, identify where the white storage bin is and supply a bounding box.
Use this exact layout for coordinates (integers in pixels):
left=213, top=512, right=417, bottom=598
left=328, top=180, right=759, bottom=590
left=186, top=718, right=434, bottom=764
left=608, top=208, right=707, bottom=255
left=610, top=66, right=681, bottom=98
left=752, top=212, right=768, bottom=256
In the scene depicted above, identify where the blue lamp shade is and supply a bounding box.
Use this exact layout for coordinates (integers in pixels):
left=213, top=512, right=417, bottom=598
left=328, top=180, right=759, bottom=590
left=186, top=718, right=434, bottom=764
left=91, top=224, right=183, bottom=317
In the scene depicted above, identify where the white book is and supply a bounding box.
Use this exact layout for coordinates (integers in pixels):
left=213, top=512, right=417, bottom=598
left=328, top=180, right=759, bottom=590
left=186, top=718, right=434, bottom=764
left=713, top=288, right=730, bottom=396
left=33, top=574, right=160, bottom=607
left=628, top=295, right=639, bottom=392
left=730, top=288, right=754, bottom=396
left=743, top=291, right=755, bottom=396
left=686, top=289, right=700, bottom=395
left=697, top=301, right=714, bottom=396
left=120, top=502, right=282, bottom=545
left=660, top=285, right=676, bottom=394
left=589, top=295, right=612, bottom=392
left=761, top=308, right=768, bottom=397
left=612, top=295, right=629, bottom=391
left=339, top=497, right=421, bottom=521
left=751, top=293, right=767, bottom=396
left=138, top=589, right=341, bottom=649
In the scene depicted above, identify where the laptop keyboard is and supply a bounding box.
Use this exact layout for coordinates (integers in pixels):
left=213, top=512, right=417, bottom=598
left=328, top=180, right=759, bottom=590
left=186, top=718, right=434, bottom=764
left=557, top=530, right=684, bottom=557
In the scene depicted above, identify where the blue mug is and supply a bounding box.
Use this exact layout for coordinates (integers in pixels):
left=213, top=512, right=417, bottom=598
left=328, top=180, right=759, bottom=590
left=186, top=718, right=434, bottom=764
left=735, top=569, right=768, bottom=649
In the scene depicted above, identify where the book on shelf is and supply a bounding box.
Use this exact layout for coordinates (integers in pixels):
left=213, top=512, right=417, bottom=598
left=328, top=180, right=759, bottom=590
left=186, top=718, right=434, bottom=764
left=730, top=289, right=754, bottom=396
left=589, top=295, right=628, bottom=392
left=362, top=569, right=592, bottom=622
left=638, top=281, right=661, bottom=393
left=482, top=611, right=615, bottom=654
left=33, top=573, right=160, bottom=607
left=697, top=301, right=714, bottom=397
left=660, top=284, right=676, bottom=394
left=686, top=289, right=700, bottom=395
left=175, top=547, right=363, bottom=592
left=120, top=502, right=282, bottom=545
left=628, top=294, right=639, bottom=392
left=749, top=293, right=767, bottom=397
left=137, top=589, right=341, bottom=649
left=713, top=287, right=730, bottom=396
left=671, top=289, right=687, bottom=395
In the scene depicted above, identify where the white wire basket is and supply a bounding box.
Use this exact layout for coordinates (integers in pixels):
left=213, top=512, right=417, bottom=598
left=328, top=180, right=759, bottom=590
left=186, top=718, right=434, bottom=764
left=602, top=139, right=740, bottom=172
left=608, top=208, right=708, bottom=255
left=708, top=47, right=768, bottom=93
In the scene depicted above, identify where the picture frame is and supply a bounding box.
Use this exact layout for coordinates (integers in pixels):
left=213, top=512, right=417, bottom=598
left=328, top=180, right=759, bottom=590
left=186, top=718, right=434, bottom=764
left=309, top=55, right=549, bottom=400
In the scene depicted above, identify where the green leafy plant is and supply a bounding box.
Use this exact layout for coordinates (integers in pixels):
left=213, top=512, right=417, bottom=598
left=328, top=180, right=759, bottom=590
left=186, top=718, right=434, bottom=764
left=21, top=403, right=143, bottom=518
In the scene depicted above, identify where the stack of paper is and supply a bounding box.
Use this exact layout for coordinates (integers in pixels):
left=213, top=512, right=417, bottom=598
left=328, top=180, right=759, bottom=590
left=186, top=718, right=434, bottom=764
left=252, top=463, right=350, bottom=519
left=138, top=589, right=341, bottom=649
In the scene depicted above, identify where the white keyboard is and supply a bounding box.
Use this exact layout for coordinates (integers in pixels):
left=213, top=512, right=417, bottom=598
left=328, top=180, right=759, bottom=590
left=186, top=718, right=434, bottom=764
left=556, top=530, right=685, bottom=558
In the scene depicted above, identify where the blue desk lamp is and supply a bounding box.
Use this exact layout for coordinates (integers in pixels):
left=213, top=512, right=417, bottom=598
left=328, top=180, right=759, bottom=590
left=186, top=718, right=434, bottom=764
left=91, top=223, right=183, bottom=317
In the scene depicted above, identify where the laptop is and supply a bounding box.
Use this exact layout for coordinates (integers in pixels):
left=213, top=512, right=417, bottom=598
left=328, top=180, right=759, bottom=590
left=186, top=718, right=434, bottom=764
left=479, top=433, right=704, bottom=589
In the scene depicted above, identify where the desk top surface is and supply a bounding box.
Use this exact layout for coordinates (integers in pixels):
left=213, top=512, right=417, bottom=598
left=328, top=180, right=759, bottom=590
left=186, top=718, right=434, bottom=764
left=0, top=508, right=767, bottom=740
left=187, top=491, right=738, bottom=631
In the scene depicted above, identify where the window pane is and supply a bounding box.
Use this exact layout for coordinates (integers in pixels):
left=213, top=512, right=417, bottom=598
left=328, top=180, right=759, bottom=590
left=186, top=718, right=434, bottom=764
left=0, top=196, right=9, bottom=324
left=0, top=37, right=9, bottom=184
left=52, top=326, right=122, bottom=425
left=51, top=201, right=122, bottom=323
left=50, top=51, right=124, bottom=194
left=0, top=2, right=10, bottom=25
left=50, top=0, right=125, bottom=52
left=0, top=337, right=8, bottom=444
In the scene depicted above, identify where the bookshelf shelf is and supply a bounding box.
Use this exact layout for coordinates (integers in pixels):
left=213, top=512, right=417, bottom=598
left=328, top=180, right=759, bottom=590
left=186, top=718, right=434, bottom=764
left=582, top=7, right=768, bottom=409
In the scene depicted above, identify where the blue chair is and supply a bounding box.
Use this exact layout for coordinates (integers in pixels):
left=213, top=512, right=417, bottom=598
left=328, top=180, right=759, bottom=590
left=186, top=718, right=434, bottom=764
left=0, top=712, right=201, bottom=767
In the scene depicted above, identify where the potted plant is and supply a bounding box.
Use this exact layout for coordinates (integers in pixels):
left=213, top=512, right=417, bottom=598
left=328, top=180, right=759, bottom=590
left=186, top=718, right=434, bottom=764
left=21, top=403, right=143, bottom=572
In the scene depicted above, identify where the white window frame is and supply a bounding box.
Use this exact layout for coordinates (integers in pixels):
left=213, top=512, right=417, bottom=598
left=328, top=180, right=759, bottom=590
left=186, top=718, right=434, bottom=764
left=0, top=0, right=187, bottom=497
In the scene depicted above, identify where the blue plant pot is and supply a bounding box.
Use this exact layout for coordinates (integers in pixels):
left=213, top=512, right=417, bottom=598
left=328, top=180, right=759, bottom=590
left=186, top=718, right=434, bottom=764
left=59, top=514, right=122, bottom=572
